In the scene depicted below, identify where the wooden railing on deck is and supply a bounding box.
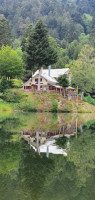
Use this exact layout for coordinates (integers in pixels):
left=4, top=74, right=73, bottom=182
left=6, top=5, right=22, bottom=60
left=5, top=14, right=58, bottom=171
left=22, top=88, right=78, bottom=100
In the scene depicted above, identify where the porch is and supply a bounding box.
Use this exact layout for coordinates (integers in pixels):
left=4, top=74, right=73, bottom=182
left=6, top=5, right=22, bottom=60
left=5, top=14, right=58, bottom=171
left=23, top=84, right=77, bottom=100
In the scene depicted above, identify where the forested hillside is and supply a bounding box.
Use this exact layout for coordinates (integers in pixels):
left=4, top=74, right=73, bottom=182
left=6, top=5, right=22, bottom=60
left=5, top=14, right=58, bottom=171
left=0, top=0, right=95, bottom=96
left=0, top=0, right=95, bottom=41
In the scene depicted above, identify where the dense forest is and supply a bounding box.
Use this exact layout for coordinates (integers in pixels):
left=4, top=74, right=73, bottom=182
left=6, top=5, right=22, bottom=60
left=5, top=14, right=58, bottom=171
left=0, top=0, right=95, bottom=40
left=0, top=0, right=95, bottom=96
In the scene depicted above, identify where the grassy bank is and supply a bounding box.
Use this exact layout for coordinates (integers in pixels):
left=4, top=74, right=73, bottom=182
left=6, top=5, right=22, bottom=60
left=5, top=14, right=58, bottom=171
left=18, top=91, right=95, bottom=113
left=0, top=99, right=13, bottom=112
left=1, top=89, right=95, bottom=113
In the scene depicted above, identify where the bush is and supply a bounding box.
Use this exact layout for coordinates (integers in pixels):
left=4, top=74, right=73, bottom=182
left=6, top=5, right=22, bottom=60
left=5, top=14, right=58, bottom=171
left=56, top=136, right=68, bottom=148
left=11, top=79, right=23, bottom=88
left=57, top=74, right=69, bottom=87
left=63, top=107, right=70, bottom=112
left=19, top=99, right=38, bottom=112
left=0, top=77, right=12, bottom=92
left=51, top=99, right=58, bottom=112
left=83, top=95, right=95, bottom=106
left=3, top=89, right=26, bottom=103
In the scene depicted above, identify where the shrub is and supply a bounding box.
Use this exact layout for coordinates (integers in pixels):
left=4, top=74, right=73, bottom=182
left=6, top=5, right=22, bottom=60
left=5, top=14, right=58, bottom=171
left=63, top=107, right=70, bottom=112
left=57, top=74, right=69, bottom=87
left=56, top=136, right=68, bottom=148
left=19, top=100, right=38, bottom=112
left=3, top=89, right=26, bottom=102
left=83, top=95, right=95, bottom=106
left=11, top=79, right=23, bottom=88
left=51, top=99, right=58, bottom=112
left=0, top=77, right=12, bottom=92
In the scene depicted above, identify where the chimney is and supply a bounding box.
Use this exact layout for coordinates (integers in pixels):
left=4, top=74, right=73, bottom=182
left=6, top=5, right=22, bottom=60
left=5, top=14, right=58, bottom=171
left=40, top=67, right=43, bottom=74
left=48, top=65, right=51, bottom=76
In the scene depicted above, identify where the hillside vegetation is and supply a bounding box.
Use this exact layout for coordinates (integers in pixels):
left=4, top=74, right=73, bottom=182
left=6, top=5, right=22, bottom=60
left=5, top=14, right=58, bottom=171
left=0, top=0, right=95, bottom=40
left=0, top=0, right=95, bottom=100
left=1, top=89, right=95, bottom=113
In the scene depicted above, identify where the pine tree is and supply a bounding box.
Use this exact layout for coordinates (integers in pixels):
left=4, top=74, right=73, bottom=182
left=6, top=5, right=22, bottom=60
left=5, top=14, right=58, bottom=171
left=57, top=75, right=69, bottom=87
left=21, top=24, right=33, bottom=52
left=0, top=18, right=12, bottom=47
left=25, top=19, right=57, bottom=90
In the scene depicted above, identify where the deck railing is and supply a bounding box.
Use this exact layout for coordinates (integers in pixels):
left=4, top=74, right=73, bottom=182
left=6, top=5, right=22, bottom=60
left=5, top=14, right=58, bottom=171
left=23, top=88, right=78, bottom=100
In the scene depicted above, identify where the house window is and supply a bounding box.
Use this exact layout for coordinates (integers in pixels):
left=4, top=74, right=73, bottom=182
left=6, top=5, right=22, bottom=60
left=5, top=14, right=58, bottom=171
left=35, top=78, right=38, bottom=83
left=35, top=78, right=42, bottom=83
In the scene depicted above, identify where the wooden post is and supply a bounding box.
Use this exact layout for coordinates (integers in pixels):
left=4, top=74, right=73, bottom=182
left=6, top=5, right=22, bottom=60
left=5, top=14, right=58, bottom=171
left=56, top=88, right=57, bottom=93
left=75, top=118, right=78, bottom=138
left=76, top=86, right=78, bottom=105
left=64, top=90, right=65, bottom=98
left=36, top=132, right=39, bottom=153
left=60, top=88, right=61, bottom=94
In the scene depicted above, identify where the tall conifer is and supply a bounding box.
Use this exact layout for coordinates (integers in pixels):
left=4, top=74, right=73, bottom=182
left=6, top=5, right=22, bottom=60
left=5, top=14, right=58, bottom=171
left=0, top=18, right=12, bottom=47
left=25, top=19, right=57, bottom=90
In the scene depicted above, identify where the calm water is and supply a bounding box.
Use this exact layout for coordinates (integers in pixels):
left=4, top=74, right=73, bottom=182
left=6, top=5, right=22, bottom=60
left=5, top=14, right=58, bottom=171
left=0, top=112, right=95, bottom=200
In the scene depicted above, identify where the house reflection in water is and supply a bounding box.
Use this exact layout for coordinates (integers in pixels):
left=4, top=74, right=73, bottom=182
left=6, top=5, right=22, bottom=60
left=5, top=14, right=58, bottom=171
left=21, top=119, right=78, bottom=157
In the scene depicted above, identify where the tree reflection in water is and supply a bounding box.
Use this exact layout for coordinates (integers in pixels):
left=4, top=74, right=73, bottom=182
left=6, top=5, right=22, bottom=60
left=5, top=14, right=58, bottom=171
left=21, top=118, right=78, bottom=156
left=0, top=113, right=95, bottom=200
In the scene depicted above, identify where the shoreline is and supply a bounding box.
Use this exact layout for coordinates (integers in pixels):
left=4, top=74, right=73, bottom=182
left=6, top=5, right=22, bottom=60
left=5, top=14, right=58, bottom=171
left=0, top=90, right=95, bottom=113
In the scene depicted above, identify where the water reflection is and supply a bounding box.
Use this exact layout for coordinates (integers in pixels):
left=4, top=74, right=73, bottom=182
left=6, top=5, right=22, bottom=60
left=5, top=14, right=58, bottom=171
left=21, top=118, right=78, bottom=156
left=0, top=112, right=95, bottom=200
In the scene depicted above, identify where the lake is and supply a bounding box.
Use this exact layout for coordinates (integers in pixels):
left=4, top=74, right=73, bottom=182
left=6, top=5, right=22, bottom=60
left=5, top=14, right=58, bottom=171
left=0, top=112, right=95, bottom=200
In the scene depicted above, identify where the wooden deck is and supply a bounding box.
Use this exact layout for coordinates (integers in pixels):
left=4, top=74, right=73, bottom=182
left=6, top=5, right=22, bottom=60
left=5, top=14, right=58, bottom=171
left=23, top=88, right=78, bottom=100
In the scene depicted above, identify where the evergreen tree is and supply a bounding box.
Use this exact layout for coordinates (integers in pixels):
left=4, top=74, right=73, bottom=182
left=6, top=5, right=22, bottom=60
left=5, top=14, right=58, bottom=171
left=90, top=28, right=95, bottom=47
left=25, top=19, right=57, bottom=90
left=90, top=14, right=95, bottom=47
left=57, top=75, right=69, bottom=87
left=26, top=19, right=57, bottom=69
left=0, top=18, right=12, bottom=47
left=21, top=24, right=33, bottom=52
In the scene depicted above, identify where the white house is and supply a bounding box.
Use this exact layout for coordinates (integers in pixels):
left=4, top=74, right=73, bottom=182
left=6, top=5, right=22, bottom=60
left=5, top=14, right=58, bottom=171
left=23, top=67, right=71, bottom=91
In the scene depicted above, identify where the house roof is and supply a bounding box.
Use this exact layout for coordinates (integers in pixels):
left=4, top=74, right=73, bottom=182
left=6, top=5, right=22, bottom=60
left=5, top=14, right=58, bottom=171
left=41, top=74, right=57, bottom=84
left=23, top=74, right=57, bottom=86
left=52, top=84, right=63, bottom=88
left=23, top=68, right=70, bottom=86
left=66, top=86, right=75, bottom=90
left=23, top=78, right=32, bottom=86
left=33, top=68, right=69, bottom=78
